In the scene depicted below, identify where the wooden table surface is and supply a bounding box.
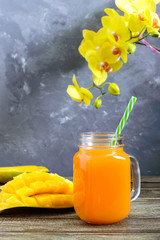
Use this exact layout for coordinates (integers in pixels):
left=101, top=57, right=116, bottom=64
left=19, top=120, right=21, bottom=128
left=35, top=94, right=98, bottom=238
left=0, top=176, right=160, bottom=240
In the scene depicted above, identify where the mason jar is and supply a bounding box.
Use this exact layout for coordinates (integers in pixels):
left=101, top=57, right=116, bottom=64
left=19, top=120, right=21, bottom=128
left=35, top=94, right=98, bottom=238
left=73, top=132, right=140, bottom=224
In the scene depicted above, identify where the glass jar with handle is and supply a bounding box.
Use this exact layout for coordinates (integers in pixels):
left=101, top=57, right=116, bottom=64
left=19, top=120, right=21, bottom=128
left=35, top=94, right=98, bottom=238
left=73, top=132, right=141, bottom=224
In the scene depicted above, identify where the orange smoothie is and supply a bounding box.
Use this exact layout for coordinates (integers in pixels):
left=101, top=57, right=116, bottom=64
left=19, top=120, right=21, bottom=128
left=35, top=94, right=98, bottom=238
left=73, top=147, right=131, bottom=224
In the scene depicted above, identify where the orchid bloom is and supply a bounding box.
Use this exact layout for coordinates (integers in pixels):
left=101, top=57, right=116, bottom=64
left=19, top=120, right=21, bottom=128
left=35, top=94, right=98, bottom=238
left=102, top=8, right=130, bottom=42
left=86, top=43, right=123, bottom=85
left=78, top=28, right=111, bottom=59
left=115, top=0, right=160, bottom=35
left=67, top=75, right=93, bottom=106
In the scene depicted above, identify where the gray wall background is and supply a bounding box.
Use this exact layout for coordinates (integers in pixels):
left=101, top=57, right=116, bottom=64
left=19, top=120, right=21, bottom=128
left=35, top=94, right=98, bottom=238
left=0, top=0, right=159, bottom=176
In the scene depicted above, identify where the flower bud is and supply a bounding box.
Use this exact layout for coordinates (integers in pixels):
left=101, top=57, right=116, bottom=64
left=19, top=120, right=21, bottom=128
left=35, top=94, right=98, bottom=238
left=108, top=83, right=120, bottom=96
left=127, top=43, right=136, bottom=54
left=94, top=99, right=102, bottom=109
left=150, top=31, right=159, bottom=38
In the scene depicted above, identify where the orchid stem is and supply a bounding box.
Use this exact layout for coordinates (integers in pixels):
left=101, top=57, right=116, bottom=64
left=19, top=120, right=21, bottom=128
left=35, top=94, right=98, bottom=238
left=100, top=82, right=111, bottom=89
left=87, top=84, right=95, bottom=90
left=135, top=41, right=160, bottom=51
left=138, top=32, right=150, bottom=41
left=126, top=26, right=147, bottom=42
left=97, top=92, right=106, bottom=99
left=88, top=82, right=110, bottom=95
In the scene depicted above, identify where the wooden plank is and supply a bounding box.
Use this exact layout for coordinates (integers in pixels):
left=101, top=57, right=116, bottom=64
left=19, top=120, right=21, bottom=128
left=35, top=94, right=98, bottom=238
left=139, top=187, right=160, bottom=198
left=0, top=214, right=160, bottom=234
left=0, top=233, right=160, bottom=240
left=130, top=199, right=160, bottom=218
left=141, top=176, right=160, bottom=183
left=141, top=182, right=160, bottom=188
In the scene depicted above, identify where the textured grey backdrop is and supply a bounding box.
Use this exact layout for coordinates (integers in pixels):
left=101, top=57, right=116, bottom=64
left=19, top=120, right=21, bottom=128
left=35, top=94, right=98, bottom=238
left=0, top=0, right=159, bottom=176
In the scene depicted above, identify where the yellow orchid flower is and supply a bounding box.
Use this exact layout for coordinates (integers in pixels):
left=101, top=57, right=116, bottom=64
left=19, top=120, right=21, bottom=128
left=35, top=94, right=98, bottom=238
left=79, top=25, right=128, bottom=68
left=102, top=9, right=144, bottom=42
left=115, top=0, right=160, bottom=34
left=86, top=45, right=123, bottom=85
left=107, top=34, right=128, bottom=63
left=115, top=0, right=156, bottom=14
left=78, top=30, right=97, bottom=58
left=92, top=60, right=123, bottom=85
left=66, top=75, right=93, bottom=106
left=145, top=9, right=160, bottom=34
left=124, top=13, right=146, bottom=38
left=78, top=28, right=109, bottom=59
left=92, top=60, right=123, bottom=86
left=126, top=10, right=160, bottom=36
left=102, top=9, right=130, bottom=42
left=92, top=72, right=108, bottom=86
left=102, top=31, right=128, bottom=63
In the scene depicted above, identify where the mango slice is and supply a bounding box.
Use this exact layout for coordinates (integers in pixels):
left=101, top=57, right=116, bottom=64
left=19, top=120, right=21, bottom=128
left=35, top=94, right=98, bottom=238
left=1, top=172, right=73, bottom=195
left=0, top=172, right=73, bottom=212
left=0, top=192, right=73, bottom=211
left=0, top=166, right=49, bottom=184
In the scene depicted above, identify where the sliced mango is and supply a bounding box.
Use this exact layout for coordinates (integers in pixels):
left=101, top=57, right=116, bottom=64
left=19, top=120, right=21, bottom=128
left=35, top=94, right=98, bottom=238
left=0, top=172, right=73, bottom=212
left=1, top=172, right=73, bottom=196
left=33, top=194, right=73, bottom=208
left=0, top=166, right=49, bottom=184
left=0, top=192, right=73, bottom=211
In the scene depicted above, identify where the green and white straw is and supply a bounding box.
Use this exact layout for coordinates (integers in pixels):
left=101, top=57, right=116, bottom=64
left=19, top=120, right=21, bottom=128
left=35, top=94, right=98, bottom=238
left=111, top=96, right=137, bottom=146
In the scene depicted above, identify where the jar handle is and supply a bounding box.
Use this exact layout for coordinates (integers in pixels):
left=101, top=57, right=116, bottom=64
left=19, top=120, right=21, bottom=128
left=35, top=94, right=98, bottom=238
left=129, top=154, right=141, bottom=202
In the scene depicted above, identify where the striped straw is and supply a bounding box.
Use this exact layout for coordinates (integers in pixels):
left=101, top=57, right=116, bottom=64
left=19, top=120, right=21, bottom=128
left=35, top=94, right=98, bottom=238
left=111, top=96, right=137, bottom=146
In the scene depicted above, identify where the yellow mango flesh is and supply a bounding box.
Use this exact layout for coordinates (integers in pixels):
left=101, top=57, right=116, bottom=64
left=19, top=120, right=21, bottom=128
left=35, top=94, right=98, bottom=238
left=0, top=172, right=73, bottom=212
left=0, top=192, right=73, bottom=211
left=0, top=166, right=49, bottom=184
left=1, top=172, right=73, bottom=195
